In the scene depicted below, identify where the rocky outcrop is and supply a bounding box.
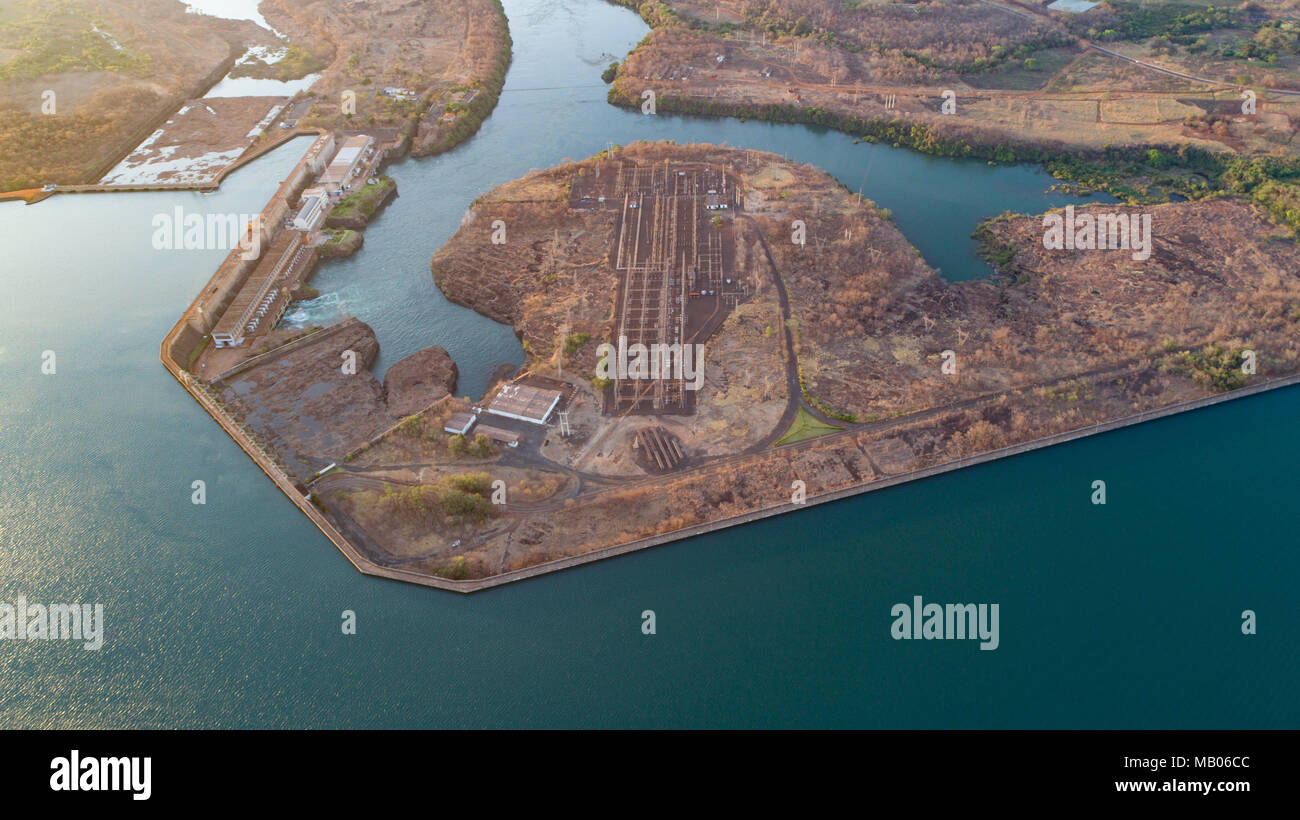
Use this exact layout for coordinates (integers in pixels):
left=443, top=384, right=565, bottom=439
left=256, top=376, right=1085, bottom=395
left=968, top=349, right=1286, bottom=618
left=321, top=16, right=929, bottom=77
left=214, top=318, right=389, bottom=478
left=318, top=229, right=363, bottom=259
left=383, top=345, right=459, bottom=418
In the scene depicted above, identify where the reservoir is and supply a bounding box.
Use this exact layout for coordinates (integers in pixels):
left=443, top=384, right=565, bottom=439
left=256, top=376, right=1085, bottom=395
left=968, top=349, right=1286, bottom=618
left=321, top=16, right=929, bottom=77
left=0, top=0, right=1295, bottom=728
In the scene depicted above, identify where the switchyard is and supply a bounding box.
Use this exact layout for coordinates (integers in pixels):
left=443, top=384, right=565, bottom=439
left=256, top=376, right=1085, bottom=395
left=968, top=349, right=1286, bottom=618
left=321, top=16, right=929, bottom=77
left=571, top=160, right=749, bottom=415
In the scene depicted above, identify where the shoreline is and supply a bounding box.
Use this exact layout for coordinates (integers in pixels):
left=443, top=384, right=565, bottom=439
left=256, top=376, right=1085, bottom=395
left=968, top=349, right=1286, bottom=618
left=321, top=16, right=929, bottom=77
left=159, top=312, right=1300, bottom=592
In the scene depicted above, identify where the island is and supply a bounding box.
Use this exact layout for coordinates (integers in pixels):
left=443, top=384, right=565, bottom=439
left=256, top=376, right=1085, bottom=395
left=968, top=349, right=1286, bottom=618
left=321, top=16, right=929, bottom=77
left=162, top=139, right=1300, bottom=590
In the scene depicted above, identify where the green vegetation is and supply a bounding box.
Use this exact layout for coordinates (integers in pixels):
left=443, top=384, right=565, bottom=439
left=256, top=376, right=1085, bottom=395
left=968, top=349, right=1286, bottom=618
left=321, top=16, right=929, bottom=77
left=563, top=331, right=591, bottom=356
left=396, top=414, right=428, bottom=438
left=0, top=0, right=151, bottom=80
left=614, top=81, right=1300, bottom=233
left=1078, top=2, right=1240, bottom=43
left=601, top=62, right=619, bottom=83
left=608, top=0, right=744, bottom=35
left=329, top=177, right=395, bottom=222
left=1044, top=379, right=1094, bottom=404
left=1076, top=2, right=1297, bottom=63
left=437, top=555, right=470, bottom=580
left=775, top=407, right=844, bottom=445
left=186, top=335, right=211, bottom=372
left=1164, top=343, right=1252, bottom=391
left=1250, top=181, right=1300, bottom=236
left=796, top=367, right=858, bottom=423
left=1223, top=19, right=1300, bottom=62
left=447, top=432, right=496, bottom=459
left=608, top=0, right=1300, bottom=235
left=378, top=471, right=499, bottom=528
left=972, top=214, right=1028, bottom=281
left=325, top=228, right=360, bottom=245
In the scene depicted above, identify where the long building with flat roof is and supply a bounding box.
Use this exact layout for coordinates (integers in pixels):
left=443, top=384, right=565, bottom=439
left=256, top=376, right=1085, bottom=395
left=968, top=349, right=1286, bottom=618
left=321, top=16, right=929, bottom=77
left=319, top=135, right=374, bottom=191
left=474, top=424, right=520, bottom=447
left=211, top=232, right=310, bottom=348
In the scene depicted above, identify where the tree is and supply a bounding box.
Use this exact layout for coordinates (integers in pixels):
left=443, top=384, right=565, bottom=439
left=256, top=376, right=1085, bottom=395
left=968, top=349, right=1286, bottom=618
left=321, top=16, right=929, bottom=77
left=448, top=433, right=468, bottom=456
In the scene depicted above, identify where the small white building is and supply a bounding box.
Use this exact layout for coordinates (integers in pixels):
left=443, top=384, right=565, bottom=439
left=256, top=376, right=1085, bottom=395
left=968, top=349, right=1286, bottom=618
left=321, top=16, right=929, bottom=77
left=292, top=193, right=328, bottom=232
left=444, top=412, right=476, bottom=436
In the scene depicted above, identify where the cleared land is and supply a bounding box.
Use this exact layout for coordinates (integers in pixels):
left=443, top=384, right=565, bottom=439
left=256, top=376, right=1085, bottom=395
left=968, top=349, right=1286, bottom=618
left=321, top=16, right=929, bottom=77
left=99, top=96, right=288, bottom=185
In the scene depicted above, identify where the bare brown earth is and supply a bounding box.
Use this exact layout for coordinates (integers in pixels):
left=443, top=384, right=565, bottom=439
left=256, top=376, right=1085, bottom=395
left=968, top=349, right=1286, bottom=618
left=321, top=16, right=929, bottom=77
left=261, top=0, right=509, bottom=153
left=608, top=0, right=1300, bottom=156
left=777, top=196, right=1300, bottom=420
left=0, top=0, right=272, bottom=188
left=241, top=142, right=1300, bottom=582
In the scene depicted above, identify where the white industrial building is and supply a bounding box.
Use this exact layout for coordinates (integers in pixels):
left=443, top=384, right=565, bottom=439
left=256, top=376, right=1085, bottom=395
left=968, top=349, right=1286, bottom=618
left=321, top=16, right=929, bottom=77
left=319, top=135, right=375, bottom=193
left=486, top=384, right=562, bottom=425
left=291, top=192, right=329, bottom=232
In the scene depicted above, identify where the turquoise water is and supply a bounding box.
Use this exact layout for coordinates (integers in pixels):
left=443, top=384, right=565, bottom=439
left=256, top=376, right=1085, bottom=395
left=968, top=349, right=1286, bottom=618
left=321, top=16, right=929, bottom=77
left=0, top=0, right=1295, bottom=728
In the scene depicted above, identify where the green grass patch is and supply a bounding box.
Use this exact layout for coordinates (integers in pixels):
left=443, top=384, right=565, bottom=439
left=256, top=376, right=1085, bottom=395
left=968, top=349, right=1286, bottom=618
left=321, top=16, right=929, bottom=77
left=775, top=407, right=843, bottom=446
left=329, top=177, right=395, bottom=221
left=185, top=335, right=210, bottom=372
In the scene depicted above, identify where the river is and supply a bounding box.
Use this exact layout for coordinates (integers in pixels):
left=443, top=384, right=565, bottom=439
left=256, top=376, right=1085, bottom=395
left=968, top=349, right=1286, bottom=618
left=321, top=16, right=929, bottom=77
left=0, top=0, right=1295, bottom=728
